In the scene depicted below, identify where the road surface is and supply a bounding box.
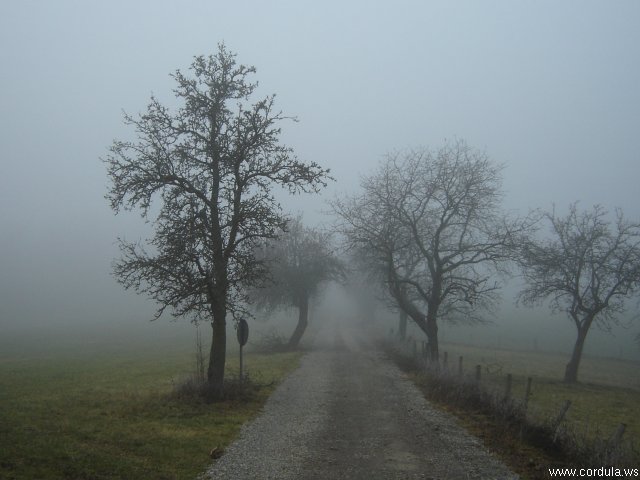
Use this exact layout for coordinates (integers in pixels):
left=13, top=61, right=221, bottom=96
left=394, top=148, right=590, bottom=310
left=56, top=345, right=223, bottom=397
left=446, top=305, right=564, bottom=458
left=202, top=322, right=517, bottom=479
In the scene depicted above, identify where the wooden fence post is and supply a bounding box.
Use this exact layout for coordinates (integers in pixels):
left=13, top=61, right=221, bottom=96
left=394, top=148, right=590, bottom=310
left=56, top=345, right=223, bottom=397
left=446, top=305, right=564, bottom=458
left=443, top=351, right=448, bottom=370
left=523, top=377, right=533, bottom=411
left=475, top=364, right=481, bottom=383
left=458, top=356, right=463, bottom=377
left=423, top=341, right=430, bottom=369
left=552, top=400, right=572, bottom=442
left=610, top=423, right=626, bottom=447
left=504, top=373, right=512, bottom=401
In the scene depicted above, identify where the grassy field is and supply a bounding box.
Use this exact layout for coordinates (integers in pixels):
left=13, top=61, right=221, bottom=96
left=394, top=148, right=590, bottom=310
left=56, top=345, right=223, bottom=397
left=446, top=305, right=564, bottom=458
left=0, top=325, right=301, bottom=480
left=436, top=342, right=640, bottom=445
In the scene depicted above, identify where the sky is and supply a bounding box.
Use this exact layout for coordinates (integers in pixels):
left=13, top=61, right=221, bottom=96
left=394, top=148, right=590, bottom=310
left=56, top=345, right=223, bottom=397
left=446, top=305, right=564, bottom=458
left=1, top=1, right=639, bottom=353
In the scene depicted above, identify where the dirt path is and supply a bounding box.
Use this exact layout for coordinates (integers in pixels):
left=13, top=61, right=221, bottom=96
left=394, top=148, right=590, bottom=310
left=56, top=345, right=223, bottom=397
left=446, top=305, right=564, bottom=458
left=202, top=323, right=518, bottom=479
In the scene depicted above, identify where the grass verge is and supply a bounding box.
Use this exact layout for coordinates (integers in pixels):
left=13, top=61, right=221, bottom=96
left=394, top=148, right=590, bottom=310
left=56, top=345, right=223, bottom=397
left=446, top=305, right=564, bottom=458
left=437, top=342, right=640, bottom=448
left=0, top=333, right=301, bottom=480
left=386, top=339, right=640, bottom=480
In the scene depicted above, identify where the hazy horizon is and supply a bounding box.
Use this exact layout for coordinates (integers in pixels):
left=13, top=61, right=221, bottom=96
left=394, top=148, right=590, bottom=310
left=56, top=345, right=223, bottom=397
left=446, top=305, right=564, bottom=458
left=1, top=1, right=639, bottom=361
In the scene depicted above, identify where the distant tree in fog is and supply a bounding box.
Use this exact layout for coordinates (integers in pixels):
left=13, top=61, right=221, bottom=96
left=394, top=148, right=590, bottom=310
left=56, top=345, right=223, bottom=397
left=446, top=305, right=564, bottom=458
left=250, top=216, right=343, bottom=349
left=518, top=203, right=640, bottom=383
left=104, top=45, right=329, bottom=399
left=335, top=140, right=529, bottom=362
left=343, top=252, right=404, bottom=337
left=343, top=230, right=420, bottom=341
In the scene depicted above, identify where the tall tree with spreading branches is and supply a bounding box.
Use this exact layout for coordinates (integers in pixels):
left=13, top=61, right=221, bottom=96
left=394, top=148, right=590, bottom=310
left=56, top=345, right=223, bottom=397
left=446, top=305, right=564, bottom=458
left=335, top=140, right=528, bottom=362
left=104, top=45, right=330, bottom=399
left=518, top=203, right=640, bottom=383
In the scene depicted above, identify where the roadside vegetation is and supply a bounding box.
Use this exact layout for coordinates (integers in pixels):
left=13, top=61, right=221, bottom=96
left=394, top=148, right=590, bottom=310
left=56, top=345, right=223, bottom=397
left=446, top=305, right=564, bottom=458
left=0, top=330, right=301, bottom=480
left=386, top=338, right=640, bottom=479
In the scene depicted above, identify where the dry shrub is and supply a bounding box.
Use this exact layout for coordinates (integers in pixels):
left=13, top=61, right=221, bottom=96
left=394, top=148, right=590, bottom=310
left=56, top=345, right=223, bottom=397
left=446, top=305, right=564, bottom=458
left=170, top=372, right=262, bottom=403
left=250, top=329, right=289, bottom=353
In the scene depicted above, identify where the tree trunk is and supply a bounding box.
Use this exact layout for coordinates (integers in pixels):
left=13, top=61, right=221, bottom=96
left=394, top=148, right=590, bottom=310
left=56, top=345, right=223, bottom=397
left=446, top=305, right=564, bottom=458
left=288, top=294, right=309, bottom=349
left=425, top=280, right=442, bottom=364
left=564, top=321, right=591, bottom=383
left=206, top=303, right=227, bottom=401
left=391, top=280, right=439, bottom=362
left=408, top=311, right=439, bottom=364
left=426, top=311, right=439, bottom=363
left=398, top=311, right=407, bottom=340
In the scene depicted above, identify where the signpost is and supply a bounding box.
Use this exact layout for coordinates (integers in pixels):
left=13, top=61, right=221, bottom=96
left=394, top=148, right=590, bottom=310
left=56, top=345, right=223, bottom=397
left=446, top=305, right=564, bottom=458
left=237, top=318, right=249, bottom=383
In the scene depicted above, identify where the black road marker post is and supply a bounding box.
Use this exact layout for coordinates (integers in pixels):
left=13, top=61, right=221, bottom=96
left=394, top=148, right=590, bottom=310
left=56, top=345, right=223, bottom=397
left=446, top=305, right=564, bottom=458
left=237, top=318, right=249, bottom=384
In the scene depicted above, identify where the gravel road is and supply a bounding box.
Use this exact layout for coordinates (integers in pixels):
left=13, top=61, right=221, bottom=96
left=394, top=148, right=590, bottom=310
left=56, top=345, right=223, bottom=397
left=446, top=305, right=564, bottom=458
left=202, top=322, right=518, bottom=479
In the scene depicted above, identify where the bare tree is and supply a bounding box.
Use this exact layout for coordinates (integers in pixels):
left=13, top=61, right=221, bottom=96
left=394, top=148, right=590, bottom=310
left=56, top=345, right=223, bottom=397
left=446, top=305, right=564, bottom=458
left=518, top=203, right=640, bottom=383
left=335, top=140, right=526, bottom=362
left=104, top=45, right=329, bottom=399
left=250, top=217, right=343, bottom=349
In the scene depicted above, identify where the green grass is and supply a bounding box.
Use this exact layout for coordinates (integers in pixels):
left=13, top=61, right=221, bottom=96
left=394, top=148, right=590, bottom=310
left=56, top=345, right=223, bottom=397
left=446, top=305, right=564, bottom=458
left=439, top=342, right=640, bottom=447
left=0, top=327, right=301, bottom=480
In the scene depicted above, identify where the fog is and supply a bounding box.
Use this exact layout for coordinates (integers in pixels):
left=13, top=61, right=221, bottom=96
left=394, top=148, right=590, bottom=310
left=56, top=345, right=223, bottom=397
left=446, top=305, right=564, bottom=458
left=1, top=1, right=639, bottom=360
